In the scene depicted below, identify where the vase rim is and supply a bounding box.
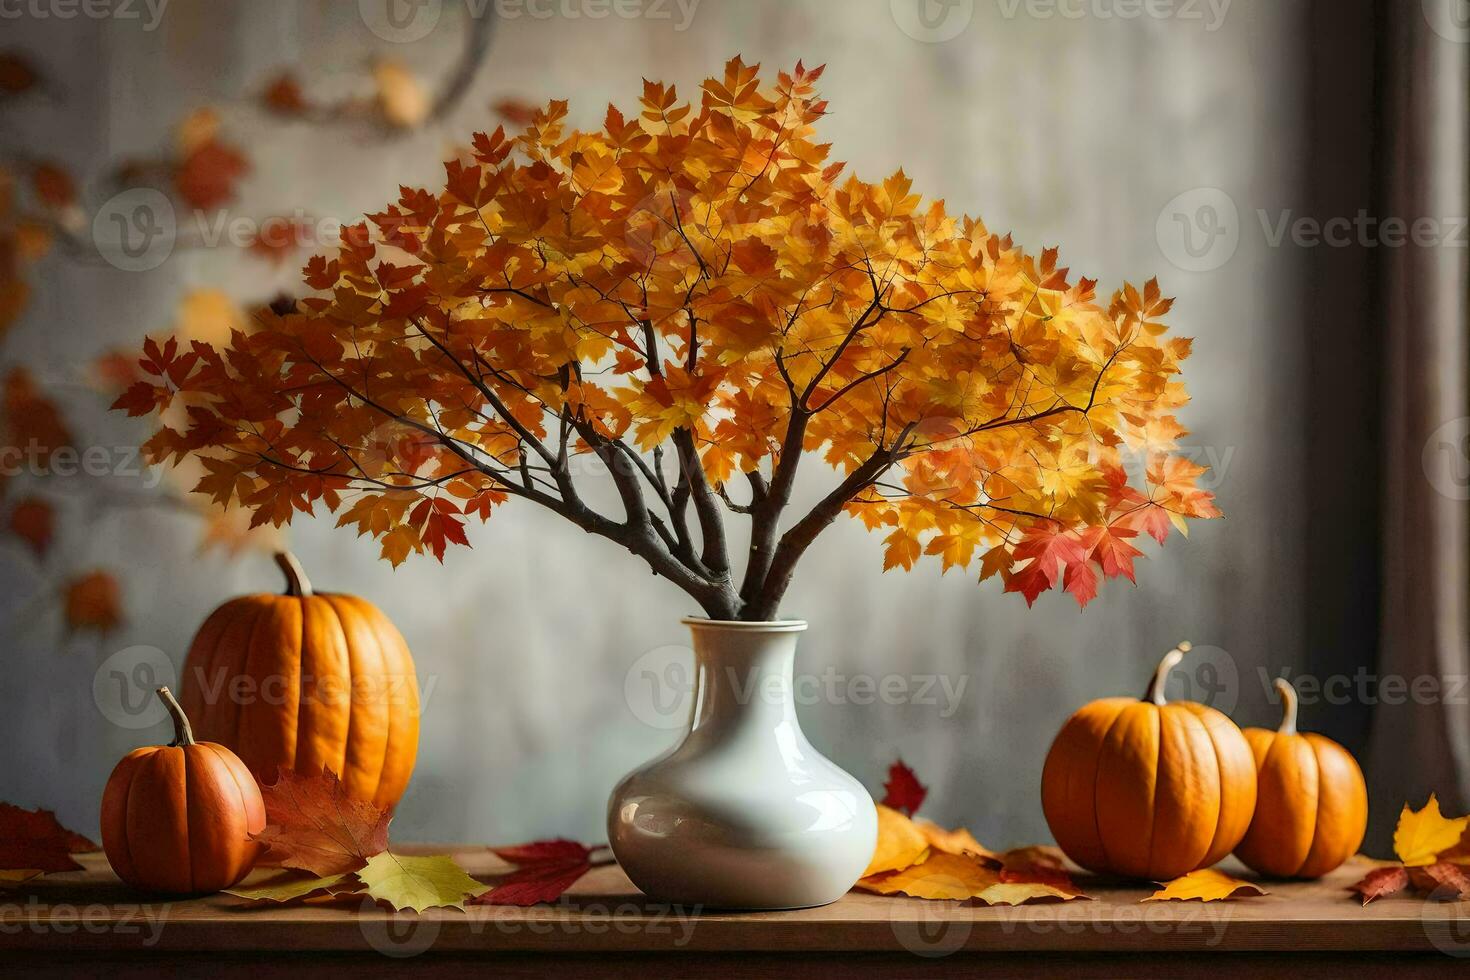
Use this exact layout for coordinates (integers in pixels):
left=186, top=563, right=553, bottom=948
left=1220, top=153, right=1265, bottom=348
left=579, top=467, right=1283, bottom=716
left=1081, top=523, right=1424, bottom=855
left=681, top=617, right=808, bottom=633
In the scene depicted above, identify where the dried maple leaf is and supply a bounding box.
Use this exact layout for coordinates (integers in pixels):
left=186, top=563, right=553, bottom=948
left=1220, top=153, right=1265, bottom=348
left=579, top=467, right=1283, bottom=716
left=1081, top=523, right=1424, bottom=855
left=865, top=803, right=930, bottom=877
left=8, top=497, right=53, bottom=556
left=1408, top=861, right=1470, bottom=900
left=261, top=72, right=308, bottom=116
left=1348, top=865, right=1410, bottom=905
left=472, top=839, right=609, bottom=907
left=881, top=759, right=927, bottom=816
left=62, top=571, right=122, bottom=633
left=998, top=846, right=1084, bottom=897
left=226, top=871, right=354, bottom=903
left=357, top=852, right=486, bottom=912
left=0, top=803, right=98, bottom=874
left=1142, top=868, right=1266, bottom=902
left=1394, top=794, right=1469, bottom=867
left=253, top=767, right=391, bottom=876
left=856, top=851, right=999, bottom=901
left=916, top=820, right=998, bottom=863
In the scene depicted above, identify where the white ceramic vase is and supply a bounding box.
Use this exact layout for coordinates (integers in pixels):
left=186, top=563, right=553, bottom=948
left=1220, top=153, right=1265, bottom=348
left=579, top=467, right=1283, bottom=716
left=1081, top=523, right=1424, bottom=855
left=607, top=618, right=877, bottom=909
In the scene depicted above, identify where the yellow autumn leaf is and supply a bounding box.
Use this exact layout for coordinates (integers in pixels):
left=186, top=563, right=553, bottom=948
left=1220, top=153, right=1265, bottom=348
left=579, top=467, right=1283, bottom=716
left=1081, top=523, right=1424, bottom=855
left=374, top=61, right=429, bottom=129
left=356, top=852, right=488, bottom=912
left=1142, top=868, right=1266, bottom=902
left=977, top=880, right=1087, bottom=906
left=174, top=106, right=220, bottom=156
left=855, top=852, right=999, bottom=901
left=226, top=872, right=353, bottom=902
left=864, top=803, right=930, bottom=877
left=1394, top=794, right=1470, bottom=867
left=176, top=289, right=246, bottom=345
left=916, top=820, right=999, bottom=863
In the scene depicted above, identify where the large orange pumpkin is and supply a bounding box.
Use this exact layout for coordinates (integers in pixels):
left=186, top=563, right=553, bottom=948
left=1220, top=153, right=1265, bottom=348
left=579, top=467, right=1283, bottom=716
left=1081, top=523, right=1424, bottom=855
left=101, top=687, right=265, bottom=893
left=179, top=552, right=420, bottom=809
left=1234, top=678, right=1367, bottom=878
left=1041, top=642, right=1258, bottom=880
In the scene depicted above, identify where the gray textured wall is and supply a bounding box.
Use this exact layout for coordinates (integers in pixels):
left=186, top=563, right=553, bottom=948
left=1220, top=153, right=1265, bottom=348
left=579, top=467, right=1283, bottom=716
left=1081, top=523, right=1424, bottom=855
left=0, top=0, right=1309, bottom=851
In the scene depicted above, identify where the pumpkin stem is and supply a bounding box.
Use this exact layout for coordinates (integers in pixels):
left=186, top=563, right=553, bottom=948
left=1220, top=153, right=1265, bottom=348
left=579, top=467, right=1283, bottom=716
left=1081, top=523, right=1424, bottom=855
left=275, top=551, right=313, bottom=597
left=1143, top=641, right=1193, bottom=705
left=1274, top=677, right=1299, bottom=735
left=157, top=686, right=196, bottom=747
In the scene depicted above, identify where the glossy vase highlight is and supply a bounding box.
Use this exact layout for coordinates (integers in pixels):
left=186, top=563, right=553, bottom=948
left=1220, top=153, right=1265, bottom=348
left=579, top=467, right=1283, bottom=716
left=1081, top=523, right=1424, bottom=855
left=607, top=619, right=877, bottom=909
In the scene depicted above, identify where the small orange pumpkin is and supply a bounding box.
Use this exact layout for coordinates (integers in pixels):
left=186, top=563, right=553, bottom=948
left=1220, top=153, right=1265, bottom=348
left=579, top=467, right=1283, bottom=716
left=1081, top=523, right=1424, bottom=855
left=101, top=687, right=265, bottom=893
left=1041, top=642, right=1258, bottom=880
left=179, top=552, right=420, bottom=809
left=1233, top=678, right=1367, bottom=878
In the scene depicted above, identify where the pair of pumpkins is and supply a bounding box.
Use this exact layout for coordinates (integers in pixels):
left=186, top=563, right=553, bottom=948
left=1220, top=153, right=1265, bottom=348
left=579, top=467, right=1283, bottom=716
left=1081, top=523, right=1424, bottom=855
left=1041, top=643, right=1368, bottom=881
left=102, top=553, right=420, bottom=893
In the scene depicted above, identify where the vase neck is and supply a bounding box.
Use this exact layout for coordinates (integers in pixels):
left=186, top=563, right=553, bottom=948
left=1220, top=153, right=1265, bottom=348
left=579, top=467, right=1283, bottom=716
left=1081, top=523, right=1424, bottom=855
left=686, top=623, right=803, bottom=735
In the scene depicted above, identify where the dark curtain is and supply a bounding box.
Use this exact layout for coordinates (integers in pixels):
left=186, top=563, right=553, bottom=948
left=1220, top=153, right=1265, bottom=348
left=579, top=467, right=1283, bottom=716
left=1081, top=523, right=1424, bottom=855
left=1306, top=0, right=1470, bottom=854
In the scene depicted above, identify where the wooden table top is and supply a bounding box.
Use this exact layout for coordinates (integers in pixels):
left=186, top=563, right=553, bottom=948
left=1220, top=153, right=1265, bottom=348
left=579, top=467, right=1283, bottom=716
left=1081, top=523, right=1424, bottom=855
left=4, top=847, right=1469, bottom=975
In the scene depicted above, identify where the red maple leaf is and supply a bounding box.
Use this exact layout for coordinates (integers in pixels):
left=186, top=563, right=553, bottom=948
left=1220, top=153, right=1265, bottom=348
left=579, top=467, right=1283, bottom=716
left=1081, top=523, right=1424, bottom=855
left=252, top=767, right=391, bottom=876
left=472, top=839, right=610, bottom=907
left=1348, top=865, right=1410, bottom=905
left=881, top=759, right=927, bottom=816
left=0, top=803, right=98, bottom=873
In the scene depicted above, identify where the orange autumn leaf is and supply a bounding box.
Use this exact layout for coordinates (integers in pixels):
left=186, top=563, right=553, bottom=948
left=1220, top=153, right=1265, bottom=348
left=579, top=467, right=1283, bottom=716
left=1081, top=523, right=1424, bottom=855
left=1142, top=868, right=1266, bottom=902
left=856, top=851, right=999, bottom=901
left=261, top=72, right=309, bottom=116
left=8, top=496, right=53, bottom=556
left=4, top=368, right=71, bottom=464
left=0, top=53, right=39, bottom=96
left=917, top=821, right=997, bottom=863
left=116, top=58, right=1216, bottom=619
left=864, top=803, right=930, bottom=878
left=252, top=767, right=392, bottom=877
left=62, top=571, right=122, bottom=633
left=175, top=138, right=249, bottom=210
left=0, top=803, right=98, bottom=874
left=1407, top=861, right=1470, bottom=900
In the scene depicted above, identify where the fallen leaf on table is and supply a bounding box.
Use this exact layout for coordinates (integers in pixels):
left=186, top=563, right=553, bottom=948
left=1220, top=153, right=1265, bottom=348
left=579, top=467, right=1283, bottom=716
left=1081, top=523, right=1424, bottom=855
left=998, top=846, right=1085, bottom=897
left=881, top=759, right=927, bottom=816
left=1348, top=865, right=1410, bottom=905
left=917, top=820, right=998, bottom=863
left=471, top=839, right=608, bottom=907
left=0, top=803, right=98, bottom=876
left=356, top=852, right=487, bottom=913
left=226, top=871, right=353, bottom=903
left=978, top=879, right=1085, bottom=905
left=0, top=870, right=43, bottom=883
left=1143, top=868, right=1266, bottom=902
left=864, top=803, right=930, bottom=877
left=1408, top=861, right=1470, bottom=900
left=252, top=767, right=391, bottom=876
left=856, top=851, right=1000, bottom=901
left=1394, top=794, right=1469, bottom=867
